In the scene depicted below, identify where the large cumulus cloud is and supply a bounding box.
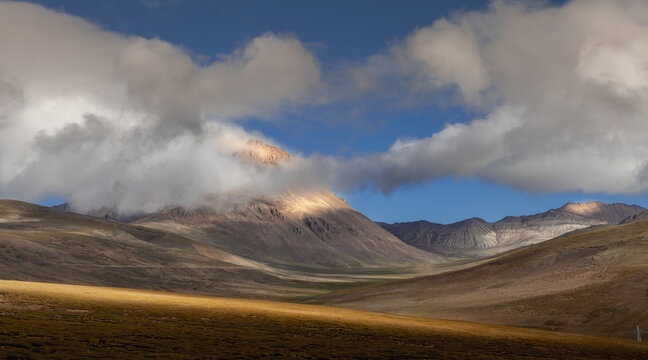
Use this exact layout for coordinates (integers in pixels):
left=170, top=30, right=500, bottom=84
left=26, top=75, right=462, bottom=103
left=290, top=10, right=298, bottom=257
left=0, top=1, right=322, bottom=213
left=339, top=0, right=648, bottom=195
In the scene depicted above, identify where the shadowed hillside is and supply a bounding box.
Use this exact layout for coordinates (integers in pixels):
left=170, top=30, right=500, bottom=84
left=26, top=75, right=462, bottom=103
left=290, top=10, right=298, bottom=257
left=317, top=219, right=648, bottom=339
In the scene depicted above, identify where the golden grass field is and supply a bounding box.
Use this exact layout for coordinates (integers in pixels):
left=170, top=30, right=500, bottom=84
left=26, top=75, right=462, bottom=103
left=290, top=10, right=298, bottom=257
left=0, top=280, right=646, bottom=359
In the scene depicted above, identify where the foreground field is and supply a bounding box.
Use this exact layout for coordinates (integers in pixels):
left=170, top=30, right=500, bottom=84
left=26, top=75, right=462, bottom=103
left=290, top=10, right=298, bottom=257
left=0, top=280, right=645, bottom=359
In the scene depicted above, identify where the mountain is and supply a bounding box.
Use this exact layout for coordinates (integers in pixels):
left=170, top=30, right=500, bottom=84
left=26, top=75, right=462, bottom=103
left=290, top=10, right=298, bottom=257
left=237, top=139, right=293, bottom=165
left=54, top=139, right=439, bottom=269
left=134, top=189, right=439, bottom=268
left=381, top=201, right=645, bottom=257
left=315, top=218, right=648, bottom=338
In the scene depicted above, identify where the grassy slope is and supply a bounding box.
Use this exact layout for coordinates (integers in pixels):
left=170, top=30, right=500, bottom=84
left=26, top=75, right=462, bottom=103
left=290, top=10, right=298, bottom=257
left=314, top=219, right=648, bottom=338
left=0, top=280, right=646, bottom=359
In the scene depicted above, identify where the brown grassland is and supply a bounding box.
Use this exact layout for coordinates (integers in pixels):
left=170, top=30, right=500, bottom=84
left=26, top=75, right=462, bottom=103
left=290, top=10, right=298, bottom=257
left=0, top=280, right=646, bottom=359
left=314, top=219, right=648, bottom=339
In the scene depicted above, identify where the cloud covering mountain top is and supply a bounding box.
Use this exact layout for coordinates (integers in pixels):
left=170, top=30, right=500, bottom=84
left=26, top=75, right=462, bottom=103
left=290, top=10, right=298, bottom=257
left=0, top=1, right=322, bottom=213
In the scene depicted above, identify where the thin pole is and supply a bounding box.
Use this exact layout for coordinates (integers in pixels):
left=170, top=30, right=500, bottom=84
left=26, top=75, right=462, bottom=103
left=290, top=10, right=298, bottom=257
left=638, top=325, right=643, bottom=342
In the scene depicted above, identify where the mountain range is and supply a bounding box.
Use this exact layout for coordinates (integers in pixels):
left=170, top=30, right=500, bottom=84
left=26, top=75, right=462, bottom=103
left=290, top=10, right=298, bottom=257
left=380, top=201, right=645, bottom=257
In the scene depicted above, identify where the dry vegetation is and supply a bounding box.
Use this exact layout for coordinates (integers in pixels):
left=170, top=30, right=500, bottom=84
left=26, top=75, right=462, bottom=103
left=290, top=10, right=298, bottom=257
left=0, top=280, right=646, bottom=359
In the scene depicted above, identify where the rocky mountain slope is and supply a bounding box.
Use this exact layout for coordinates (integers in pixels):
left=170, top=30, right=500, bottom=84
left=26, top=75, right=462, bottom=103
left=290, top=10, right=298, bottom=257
left=315, top=218, right=648, bottom=339
left=135, top=189, right=439, bottom=268
left=619, top=210, right=648, bottom=224
left=381, top=201, right=645, bottom=257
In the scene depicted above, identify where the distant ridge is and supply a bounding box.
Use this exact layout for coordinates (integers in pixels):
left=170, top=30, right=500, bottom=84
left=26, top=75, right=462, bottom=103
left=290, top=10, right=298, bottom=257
left=52, top=202, right=149, bottom=223
left=381, top=201, right=645, bottom=257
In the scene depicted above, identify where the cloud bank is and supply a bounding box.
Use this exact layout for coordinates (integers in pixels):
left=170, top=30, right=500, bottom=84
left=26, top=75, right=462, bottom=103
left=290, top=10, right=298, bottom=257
left=0, top=1, right=321, bottom=213
left=3, top=0, right=648, bottom=214
left=340, top=0, right=648, bottom=195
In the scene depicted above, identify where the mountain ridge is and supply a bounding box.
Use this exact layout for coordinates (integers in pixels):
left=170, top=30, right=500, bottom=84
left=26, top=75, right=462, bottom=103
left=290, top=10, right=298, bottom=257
left=381, top=201, right=645, bottom=257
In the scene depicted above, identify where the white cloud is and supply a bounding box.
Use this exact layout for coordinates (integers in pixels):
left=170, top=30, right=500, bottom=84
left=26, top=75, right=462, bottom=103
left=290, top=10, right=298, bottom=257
left=0, top=1, right=322, bottom=212
left=335, top=0, right=648, bottom=195
left=404, top=18, right=489, bottom=103
left=117, top=34, right=321, bottom=125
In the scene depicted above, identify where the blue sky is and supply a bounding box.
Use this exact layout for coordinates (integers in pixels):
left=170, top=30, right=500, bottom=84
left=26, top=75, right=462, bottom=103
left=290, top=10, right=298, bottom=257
left=17, top=0, right=648, bottom=223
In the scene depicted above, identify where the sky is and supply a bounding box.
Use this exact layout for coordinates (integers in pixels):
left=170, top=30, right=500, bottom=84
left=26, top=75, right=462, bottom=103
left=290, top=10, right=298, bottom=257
left=3, top=0, right=648, bottom=224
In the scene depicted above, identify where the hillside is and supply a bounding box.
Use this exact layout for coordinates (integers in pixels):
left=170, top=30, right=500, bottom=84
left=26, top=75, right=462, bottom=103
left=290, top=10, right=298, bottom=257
left=316, top=219, right=648, bottom=339
left=620, top=210, right=648, bottom=224
left=0, top=280, right=645, bottom=359
left=381, top=201, right=644, bottom=257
